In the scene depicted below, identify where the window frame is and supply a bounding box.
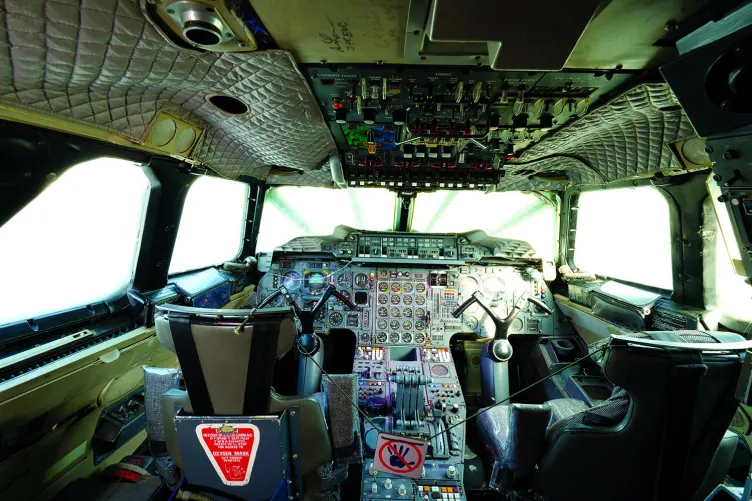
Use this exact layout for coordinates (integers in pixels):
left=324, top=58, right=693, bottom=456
left=561, top=179, right=683, bottom=298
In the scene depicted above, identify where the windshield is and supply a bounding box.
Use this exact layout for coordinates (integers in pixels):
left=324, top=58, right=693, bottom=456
left=257, top=187, right=558, bottom=259
left=256, top=186, right=395, bottom=252
left=411, top=191, right=558, bottom=261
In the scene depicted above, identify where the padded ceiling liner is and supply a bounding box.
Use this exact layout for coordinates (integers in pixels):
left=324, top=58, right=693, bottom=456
left=0, top=0, right=336, bottom=180
left=502, top=83, right=697, bottom=191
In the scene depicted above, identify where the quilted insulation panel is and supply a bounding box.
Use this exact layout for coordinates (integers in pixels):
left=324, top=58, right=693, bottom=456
left=0, top=0, right=337, bottom=180
left=501, top=83, right=697, bottom=191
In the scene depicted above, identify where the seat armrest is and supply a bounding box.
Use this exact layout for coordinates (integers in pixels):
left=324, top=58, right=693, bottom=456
left=506, top=404, right=553, bottom=482
left=161, top=388, right=192, bottom=469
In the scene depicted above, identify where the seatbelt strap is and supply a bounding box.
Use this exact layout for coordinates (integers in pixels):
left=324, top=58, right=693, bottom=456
left=169, top=315, right=214, bottom=415
left=243, top=315, right=280, bottom=415
left=656, top=351, right=707, bottom=501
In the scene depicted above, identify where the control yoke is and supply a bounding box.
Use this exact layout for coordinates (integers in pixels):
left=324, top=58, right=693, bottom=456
left=258, top=284, right=357, bottom=356
left=452, top=292, right=552, bottom=363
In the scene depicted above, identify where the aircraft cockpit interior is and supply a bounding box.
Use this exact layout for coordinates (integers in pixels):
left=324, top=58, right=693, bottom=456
left=1, top=1, right=752, bottom=500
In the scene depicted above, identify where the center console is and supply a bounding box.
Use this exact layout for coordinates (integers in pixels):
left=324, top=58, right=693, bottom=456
left=355, top=345, right=466, bottom=500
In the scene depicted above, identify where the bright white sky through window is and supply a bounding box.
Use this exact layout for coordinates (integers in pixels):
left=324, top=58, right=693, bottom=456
left=256, top=187, right=395, bottom=252
left=169, top=176, right=250, bottom=275
left=0, top=158, right=150, bottom=326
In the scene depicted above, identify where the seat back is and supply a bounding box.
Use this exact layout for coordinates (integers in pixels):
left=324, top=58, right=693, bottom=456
left=155, top=305, right=297, bottom=415
left=154, top=304, right=334, bottom=475
left=534, top=331, right=750, bottom=501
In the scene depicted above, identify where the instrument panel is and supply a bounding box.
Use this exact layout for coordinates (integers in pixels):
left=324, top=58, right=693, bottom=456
left=256, top=260, right=554, bottom=347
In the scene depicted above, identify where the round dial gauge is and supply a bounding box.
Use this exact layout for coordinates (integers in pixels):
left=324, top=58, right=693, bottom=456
left=378, top=269, right=389, bottom=279
left=283, top=271, right=302, bottom=291
left=482, top=276, right=505, bottom=300
left=464, top=316, right=479, bottom=330
left=402, top=332, right=412, bottom=343
left=307, top=272, right=326, bottom=293
left=402, top=308, right=412, bottom=318
left=377, top=307, right=388, bottom=317
left=402, top=320, right=412, bottom=330
left=402, top=283, right=414, bottom=293
left=415, top=283, right=426, bottom=293
left=431, top=365, right=450, bottom=377
left=354, top=273, right=369, bottom=287
left=391, top=283, right=401, bottom=293
left=402, top=295, right=413, bottom=305
left=389, top=332, right=400, bottom=344
left=415, top=320, right=426, bottom=331
left=390, top=320, right=401, bottom=330
left=376, top=332, right=388, bottom=343
left=359, top=332, right=371, bottom=344
left=459, top=276, right=479, bottom=297
left=390, top=307, right=401, bottom=318
left=511, top=318, right=524, bottom=332
left=336, top=273, right=351, bottom=287
left=414, top=332, right=425, bottom=344
left=415, top=308, right=426, bottom=319
left=391, top=295, right=401, bottom=305
left=415, top=295, right=426, bottom=305
left=328, top=312, right=343, bottom=326
left=377, top=319, right=388, bottom=329
left=378, top=282, right=389, bottom=292
left=378, top=294, right=388, bottom=304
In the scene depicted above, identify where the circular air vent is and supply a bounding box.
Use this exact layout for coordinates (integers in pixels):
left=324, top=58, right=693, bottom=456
left=206, top=94, right=249, bottom=116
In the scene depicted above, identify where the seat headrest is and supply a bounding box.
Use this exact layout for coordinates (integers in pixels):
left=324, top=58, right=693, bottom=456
left=154, top=305, right=298, bottom=360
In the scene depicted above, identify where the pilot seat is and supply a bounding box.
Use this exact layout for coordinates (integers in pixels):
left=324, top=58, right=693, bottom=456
left=477, top=330, right=749, bottom=501
left=149, top=304, right=361, bottom=500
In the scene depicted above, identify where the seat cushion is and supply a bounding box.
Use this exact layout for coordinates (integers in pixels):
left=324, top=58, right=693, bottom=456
left=548, top=398, right=589, bottom=424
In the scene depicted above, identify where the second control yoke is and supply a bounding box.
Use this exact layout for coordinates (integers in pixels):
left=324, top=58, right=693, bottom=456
left=452, top=291, right=552, bottom=362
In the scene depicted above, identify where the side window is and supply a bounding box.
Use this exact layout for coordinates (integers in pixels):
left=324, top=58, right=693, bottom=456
left=572, top=186, right=673, bottom=290
left=703, top=197, right=752, bottom=328
left=0, top=158, right=151, bottom=327
left=168, top=176, right=249, bottom=275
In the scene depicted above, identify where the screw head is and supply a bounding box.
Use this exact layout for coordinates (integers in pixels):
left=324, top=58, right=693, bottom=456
left=166, top=8, right=175, bottom=14
left=713, top=174, right=722, bottom=182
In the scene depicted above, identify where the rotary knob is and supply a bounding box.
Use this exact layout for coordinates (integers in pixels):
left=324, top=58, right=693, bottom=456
left=398, top=484, right=407, bottom=496
left=447, top=465, right=457, bottom=478
left=371, top=482, right=378, bottom=493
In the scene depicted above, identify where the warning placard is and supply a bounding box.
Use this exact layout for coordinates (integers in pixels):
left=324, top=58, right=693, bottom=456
left=373, top=433, right=428, bottom=479
left=196, top=423, right=260, bottom=486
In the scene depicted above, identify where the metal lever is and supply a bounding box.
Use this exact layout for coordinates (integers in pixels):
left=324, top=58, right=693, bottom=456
left=258, top=286, right=303, bottom=316
left=452, top=292, right=529, bottom=363
left=527, top=296, right=553, bottom=315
